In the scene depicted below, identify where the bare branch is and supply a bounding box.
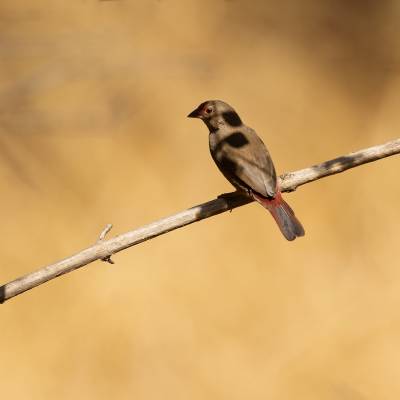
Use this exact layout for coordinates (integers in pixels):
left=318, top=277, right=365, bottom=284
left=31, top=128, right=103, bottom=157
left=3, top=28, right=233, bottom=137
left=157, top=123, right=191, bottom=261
left=0, top=138, right=399, bottom=303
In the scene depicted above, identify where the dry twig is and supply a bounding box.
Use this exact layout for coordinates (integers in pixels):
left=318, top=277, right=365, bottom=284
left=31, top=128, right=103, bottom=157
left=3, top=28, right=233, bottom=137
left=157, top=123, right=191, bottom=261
left=1, top=138, right=399, bottom=303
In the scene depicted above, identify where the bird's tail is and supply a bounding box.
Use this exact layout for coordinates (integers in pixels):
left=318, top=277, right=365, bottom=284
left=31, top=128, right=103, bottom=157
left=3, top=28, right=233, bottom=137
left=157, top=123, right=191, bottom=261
left=253, top=191, right=305, bottom=241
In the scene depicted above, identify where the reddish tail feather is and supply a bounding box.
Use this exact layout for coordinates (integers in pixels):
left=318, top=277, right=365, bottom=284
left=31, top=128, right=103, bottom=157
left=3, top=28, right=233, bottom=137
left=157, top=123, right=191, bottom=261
left=252, top=191, right=305, bottom=241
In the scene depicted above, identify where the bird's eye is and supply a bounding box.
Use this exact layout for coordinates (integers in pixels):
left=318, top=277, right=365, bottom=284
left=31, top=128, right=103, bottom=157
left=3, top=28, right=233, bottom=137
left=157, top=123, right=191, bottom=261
left=205, top=107, right=213, bottom=114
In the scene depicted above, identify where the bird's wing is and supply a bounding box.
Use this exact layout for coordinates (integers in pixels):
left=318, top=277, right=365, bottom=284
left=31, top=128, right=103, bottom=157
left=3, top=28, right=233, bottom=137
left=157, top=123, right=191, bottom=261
left=213, top=129, right=277, bottom=198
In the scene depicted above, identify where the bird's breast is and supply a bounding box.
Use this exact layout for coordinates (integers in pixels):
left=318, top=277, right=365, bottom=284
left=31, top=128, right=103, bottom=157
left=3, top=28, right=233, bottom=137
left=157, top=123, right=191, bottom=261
left=208, top=131, right=219, bottom=152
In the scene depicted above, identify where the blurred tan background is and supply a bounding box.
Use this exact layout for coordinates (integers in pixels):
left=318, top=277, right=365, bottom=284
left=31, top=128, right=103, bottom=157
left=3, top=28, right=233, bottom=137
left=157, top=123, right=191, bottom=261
left=1, top=1, right=400, bottom=399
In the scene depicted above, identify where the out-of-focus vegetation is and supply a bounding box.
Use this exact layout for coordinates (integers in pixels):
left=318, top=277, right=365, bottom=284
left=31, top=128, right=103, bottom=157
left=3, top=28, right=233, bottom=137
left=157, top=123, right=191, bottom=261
left=1, top=1, right=400, bottom=399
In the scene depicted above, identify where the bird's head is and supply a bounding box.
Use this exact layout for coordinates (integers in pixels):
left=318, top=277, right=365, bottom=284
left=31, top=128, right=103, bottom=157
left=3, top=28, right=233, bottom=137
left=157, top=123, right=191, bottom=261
left=187, top=100, right=242, bottom=130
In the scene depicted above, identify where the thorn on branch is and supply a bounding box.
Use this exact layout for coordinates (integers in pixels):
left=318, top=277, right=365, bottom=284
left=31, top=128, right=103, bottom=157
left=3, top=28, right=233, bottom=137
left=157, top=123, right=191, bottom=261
left=97, top=224, right=115, bottom=264
left=102, top=256, right=115, bottom=265
left=98, top=224, right=113, bottom=242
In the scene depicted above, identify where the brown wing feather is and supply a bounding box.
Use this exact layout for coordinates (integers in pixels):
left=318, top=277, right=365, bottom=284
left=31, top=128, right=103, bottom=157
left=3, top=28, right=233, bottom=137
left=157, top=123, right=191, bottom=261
left=210, top=127, right=277, bottom=198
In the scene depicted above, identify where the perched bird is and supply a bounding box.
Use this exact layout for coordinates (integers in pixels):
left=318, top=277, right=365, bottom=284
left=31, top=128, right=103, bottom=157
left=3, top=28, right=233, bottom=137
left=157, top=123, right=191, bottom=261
left=188, top=100, right=305, bottom=241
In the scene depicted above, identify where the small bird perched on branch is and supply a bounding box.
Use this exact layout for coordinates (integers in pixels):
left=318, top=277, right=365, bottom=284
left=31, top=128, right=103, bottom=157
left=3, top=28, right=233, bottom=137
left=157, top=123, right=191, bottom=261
left=188, top=100, right=305, bottom=241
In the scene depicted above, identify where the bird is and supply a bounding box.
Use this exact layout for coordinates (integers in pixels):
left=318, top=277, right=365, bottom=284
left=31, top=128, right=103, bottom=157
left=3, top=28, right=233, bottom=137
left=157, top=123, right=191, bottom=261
left=187, top=100, right=305, bottom=241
